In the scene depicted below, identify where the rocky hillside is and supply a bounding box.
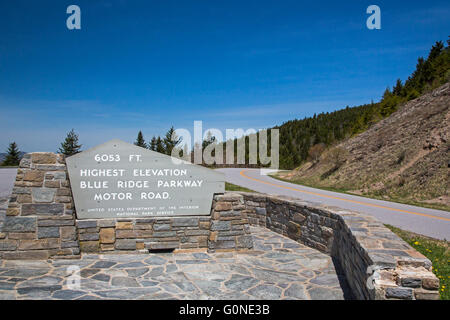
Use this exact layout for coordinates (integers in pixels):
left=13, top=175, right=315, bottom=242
left=277, top=82, right=450, bottom=209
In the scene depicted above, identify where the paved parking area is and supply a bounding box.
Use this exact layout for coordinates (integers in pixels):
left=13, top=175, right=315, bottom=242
left=0, top=226, right=350, bottom=300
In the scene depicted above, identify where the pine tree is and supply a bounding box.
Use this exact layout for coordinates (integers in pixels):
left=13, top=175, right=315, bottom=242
left=163, top=126, right=181, bottom=155
left=382, top=87, right=392, bottom=100
left=428, top=41, right=444, bottom=61
left=393, top=79, right=403, bottom=96
left=134, top=131, right=147, bottom=148
left=2, top=142, right=21, bottom=166
left=202, top=131, right=216, bottom=150
left=156, top=137, right=165, bottom=153
left=58, top=129, right=82, bottom=156
left=149, top=136, right=157, bottom=151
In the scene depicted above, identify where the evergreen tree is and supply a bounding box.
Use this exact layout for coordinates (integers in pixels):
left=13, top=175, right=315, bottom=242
left=134, top=131, right=147, bottom=148
left=155, top=137, right=165, bottom=153
left=58, top=129, right=82, bottom=156
left=201, top=131, right=217, bottom=164
left=2, top=142, right=21, bottom=166
left=149, top=136, right=157, bottom=151
left=382, top=87, right=392, bottom=99
left=428, top=41, right=444, bottom=61
left=393, top=79, right=403, bottom=96
left=202, top=131, right=216, bottom=150
left=163, top=126, right=182, bottom=155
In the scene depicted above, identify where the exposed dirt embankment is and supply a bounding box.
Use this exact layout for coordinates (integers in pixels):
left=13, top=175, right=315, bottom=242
left=278, top=83, right=450, bottom=209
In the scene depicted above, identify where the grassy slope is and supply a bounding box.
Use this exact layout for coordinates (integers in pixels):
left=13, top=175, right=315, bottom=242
left=273, top=83, right=450, bottom=212
left=225, top=182, right=256, bottom=193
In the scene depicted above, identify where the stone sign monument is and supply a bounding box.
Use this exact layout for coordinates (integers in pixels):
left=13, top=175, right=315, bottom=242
left=0, top=141, right=252, bottom=257
left=66, top=139, right=224, bottom=219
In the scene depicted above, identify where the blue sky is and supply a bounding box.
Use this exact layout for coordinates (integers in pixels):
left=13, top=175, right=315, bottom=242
left=0, top=0, right=449, bottom=152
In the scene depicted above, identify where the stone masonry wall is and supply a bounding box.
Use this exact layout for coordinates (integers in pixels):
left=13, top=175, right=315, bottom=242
left=0, top=153, right=252, bottom=257
left=0, top=153, right=79, bottom=260
left=208, top=193, right=253, bottom=252
left=239, top=192, right=440, bottom=300
left=76, top=193, right=253, bottom=253
left=76, top=216, right=211, bottom=253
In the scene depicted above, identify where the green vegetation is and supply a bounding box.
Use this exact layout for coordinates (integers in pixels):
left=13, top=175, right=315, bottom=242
left=162, top=126, right=182, bottom=156
left=58, top=129, right=82, bottom=156
left=385, top=224, right=449, bottom=300
left=134, top=131, right=147, bottom=148
left=138, top=126, right=183, bottom=156
left=1, top=142, right=21, bottom=166
left=225, top=182, right=255, bottom=193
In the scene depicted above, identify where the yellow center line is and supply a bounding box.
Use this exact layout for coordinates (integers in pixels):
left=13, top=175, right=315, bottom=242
left=239, top=169, right=450, bottom=222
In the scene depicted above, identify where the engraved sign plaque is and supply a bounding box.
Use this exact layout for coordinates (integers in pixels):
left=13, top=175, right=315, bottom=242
left=66, top=139, right=225, bottom=219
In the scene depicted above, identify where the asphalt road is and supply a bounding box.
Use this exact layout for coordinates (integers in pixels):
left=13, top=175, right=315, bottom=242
left=0, top=168, right=17, bottom=199
left=217, top=168, right=450, bottom=240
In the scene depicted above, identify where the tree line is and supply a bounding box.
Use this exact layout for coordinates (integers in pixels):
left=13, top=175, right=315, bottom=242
left=1, top=128, right=83, bottom=166
left=133, top=127, right=182, bottom=156
left=1, top=126, right=186, bottom=167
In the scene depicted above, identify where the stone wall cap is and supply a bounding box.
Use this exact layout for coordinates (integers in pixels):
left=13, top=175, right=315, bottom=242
left=216, top=193, right=243, bottom=201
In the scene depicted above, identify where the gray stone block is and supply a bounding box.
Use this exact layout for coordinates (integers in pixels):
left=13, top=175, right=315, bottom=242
left=401, top=278, right=422, bottom=288
left=38, top=219, right=74, bottom=227
left=153, top=223, right=171, bottom=231
left=115, top=239, right=136, bottom=250
left=0, top=240, right=18, bottom=251
left=97, top=220, right=116, bottom=228
left=12, top=187, right=31, bottom=195
left=255, top=207, right=266, bottom=215
left=32, top=188, right=56, bottom=203
left=385, top=287, right=413, bottom=300
left=22, top=203, right=65, bottom=216
left=185, top=230, right=209, bottom=236
left=61, top=241, right=79, bottom=248
left=172, top=218, right=198, bottom=227
left=77, top=220, right=98, bottom=229
left=210, top=221, right=231, bottom=231
left=38, top=227, right=60, bottom=239
left=145, top=241, right=178, bottom=250
left=152, top=231, right=176, bottom=238
left=79, top=233, right=99, bottom=241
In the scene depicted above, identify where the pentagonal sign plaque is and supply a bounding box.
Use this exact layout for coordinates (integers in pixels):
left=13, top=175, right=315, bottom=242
left=66, top=139, right=224, bottom=219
